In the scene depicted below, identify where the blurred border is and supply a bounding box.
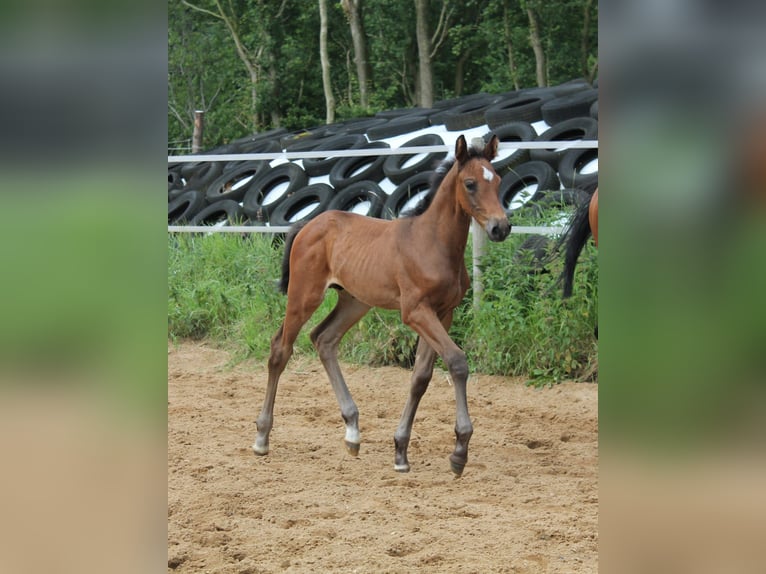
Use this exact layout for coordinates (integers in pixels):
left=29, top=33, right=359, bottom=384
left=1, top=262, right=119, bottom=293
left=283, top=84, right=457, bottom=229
left=0, top=2, right=167, bottom=573
left=601, top=1, right=766, bottom=572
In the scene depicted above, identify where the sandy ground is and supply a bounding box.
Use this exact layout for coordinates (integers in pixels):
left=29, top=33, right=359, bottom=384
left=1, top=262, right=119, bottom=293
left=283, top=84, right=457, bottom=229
left=168, top=341, right=598, bottom=573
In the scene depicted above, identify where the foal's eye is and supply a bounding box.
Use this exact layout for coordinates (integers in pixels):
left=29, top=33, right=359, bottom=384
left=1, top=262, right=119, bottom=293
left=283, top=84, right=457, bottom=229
left=465, top=179, right=477, bottom=192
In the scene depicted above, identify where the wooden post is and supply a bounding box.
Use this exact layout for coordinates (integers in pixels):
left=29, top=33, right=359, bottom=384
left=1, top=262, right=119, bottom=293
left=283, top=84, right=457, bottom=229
left=472, top=219, right=486, bottom=311
left=192, top=110, right=204, bottom=153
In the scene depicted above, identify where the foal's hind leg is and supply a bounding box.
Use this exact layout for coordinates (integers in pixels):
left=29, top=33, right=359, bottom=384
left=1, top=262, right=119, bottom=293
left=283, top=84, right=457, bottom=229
left=253, top=289, right=324, bottom=456
left=393, top=337, right=437, bottom=472
left=310, top=290, right=370, bottom=455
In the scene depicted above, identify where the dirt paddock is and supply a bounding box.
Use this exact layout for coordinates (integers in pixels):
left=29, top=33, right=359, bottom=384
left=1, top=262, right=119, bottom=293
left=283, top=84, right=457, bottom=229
left=168, top=341, right=598, bottom=573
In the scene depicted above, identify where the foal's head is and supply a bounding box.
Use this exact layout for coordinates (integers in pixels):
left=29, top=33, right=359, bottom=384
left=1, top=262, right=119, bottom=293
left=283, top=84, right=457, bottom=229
left=453, top=134, right=510, bottom=242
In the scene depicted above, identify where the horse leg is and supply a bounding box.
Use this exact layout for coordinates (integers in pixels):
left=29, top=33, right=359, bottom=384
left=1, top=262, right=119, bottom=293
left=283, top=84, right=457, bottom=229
left=402, top=305, right=472, bottom=477
left=309, top=290, right=370, bottom=456
left=253, top=288, right=325, bottom=456
left=393, top=337, right=437, bottom=472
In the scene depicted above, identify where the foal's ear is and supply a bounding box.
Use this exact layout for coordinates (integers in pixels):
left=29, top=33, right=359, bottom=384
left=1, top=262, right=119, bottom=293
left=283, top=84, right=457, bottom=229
left=484, top=134, right=499, bottom=161
left=455, top=135, right=469, bottom=163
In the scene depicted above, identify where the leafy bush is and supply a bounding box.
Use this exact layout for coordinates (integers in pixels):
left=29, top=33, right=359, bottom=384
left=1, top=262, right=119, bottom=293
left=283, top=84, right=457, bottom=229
left=168, top=220, right=597, bottom=384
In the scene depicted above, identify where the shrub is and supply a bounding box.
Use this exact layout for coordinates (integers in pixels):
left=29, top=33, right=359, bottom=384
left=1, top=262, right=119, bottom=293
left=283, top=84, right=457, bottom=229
left=168, top=218, right=597, bottom=384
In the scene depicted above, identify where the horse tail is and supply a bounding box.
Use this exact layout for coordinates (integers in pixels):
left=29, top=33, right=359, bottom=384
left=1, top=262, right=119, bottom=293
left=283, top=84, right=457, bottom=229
left=279, top=222, right=308, bottom=295
left=558, top=197, right=593, bottom=298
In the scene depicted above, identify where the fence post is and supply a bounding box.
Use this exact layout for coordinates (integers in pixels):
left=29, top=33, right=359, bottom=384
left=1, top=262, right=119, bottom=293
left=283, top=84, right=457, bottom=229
left=192, top=110, right=204, bottom=154
left=472, top=219, right=486, bottom=311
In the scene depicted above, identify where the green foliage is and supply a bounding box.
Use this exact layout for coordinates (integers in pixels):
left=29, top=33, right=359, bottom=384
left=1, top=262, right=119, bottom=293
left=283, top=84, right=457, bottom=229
left=168, top=0, right=598, bottom=150
left=168, top=233, right=284, bottom=354
left=460, top=235, right=598, bottom=385
left=168, top=217, right=598, bottom=384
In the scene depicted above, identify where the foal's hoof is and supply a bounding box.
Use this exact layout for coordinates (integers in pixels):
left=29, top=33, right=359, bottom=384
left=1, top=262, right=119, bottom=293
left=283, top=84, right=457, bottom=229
left=252, top=442, right=269, bottom=456
left=449, top=458, right=466, bottom=477
left=344, top=441, right=360, bottom=457
left=394, top=463, right=411, bottom=473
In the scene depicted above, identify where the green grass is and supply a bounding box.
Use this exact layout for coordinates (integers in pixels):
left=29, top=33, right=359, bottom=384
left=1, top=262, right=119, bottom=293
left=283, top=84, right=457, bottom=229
left=168, top=219, right=598, bottom=384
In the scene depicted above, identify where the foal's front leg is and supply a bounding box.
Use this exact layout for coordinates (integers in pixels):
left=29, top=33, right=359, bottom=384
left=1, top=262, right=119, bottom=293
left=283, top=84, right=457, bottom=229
left=401, top=307, right=472, bottom=476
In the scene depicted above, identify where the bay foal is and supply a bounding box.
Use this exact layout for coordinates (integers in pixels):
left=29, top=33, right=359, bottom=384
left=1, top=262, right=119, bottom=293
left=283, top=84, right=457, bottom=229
left=253, top=134, right=510, bottom=476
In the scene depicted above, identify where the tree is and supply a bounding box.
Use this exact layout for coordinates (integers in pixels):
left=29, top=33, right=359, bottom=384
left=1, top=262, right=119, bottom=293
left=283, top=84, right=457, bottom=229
left=168, top=0, right=245, bottom=151
left=167, top=0, right=598, bottom=150
left=581, top=0, right=597, bottom=81
left=341, top=0, right=372, bottom=111
left=319, top=0, right=335, bottom=123
left=503, top=0, right=520, bottom=90
left=414, top=0, right=453, bottom=107
left=523, top=0, right=546, bottom=87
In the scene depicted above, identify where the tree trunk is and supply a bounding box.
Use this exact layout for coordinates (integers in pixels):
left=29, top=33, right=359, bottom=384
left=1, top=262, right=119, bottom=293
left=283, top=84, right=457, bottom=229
left=319, top=0, right=335, bottom=124
left=414, top=0, right=433, bottom=107
left=581, top=0, right=593, bottom=79
left=526, top=6, right=546, bottom=87
left=454, top=48, right=473, bottom=97
left=504, top=0, right=519, bottom=90
left=341, top=0, right=371, bottom=110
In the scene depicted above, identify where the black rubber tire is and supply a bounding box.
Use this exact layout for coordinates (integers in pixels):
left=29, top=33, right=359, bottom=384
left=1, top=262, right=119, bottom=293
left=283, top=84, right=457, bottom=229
left=484, top=94, right=552, bottom=128
left=432, top=92, right=494, bottom=110
left=242, top=163, right=309, bottom=223
left=179, top=161, right=223, bottom=190
left=189, top=199, right=246, bottom=226
left=589, top=99, right=598, bottom=120
left=205, top=160, right=269, bottom=204
left=498, top=161, right=560, bottom=213
left=268, top=183, right=334, bottom=227
left=483, top=122, right=537, bottom=175
left=382, top=171, right=434, bottom=219
left=301, top=134, right=368, bottom=177
left=557, top=147, right=599, bottom=189
left=531, top=188, right=591, bottom=209
left=279, top=126, right=336, bottom=150
left=235, top=138, right=282, bottom=154
left=326, top=180, right=387, bottom=218
left=547, top=78, right=592, bottom=96
left=374, top=107, right=431, bottom=120
left=541, top=89, right=599, bottom=125
left=442, top=98, right=497, bottom=131
left=512, top=234, right=552, bottom=273
left=168, top=167, right=184, bottom=193
left=339, top=117, right=389, bottom=135
left=382, top=134, right=447, bottom=184
left=230, top=127, right=287, bottom=147
left=529, top=117, right=598, bottom=169
left=168, top=184, right=204, bottom=202
left=367, top=114, right=431, bottom=139
left=329, top=141, right=390, bottom=189
left=168, top=190, right=206, bottom=224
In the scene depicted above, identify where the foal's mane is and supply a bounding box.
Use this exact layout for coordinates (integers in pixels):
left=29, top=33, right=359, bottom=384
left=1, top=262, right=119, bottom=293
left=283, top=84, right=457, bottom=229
left=402, top=144, right=486, bottom=218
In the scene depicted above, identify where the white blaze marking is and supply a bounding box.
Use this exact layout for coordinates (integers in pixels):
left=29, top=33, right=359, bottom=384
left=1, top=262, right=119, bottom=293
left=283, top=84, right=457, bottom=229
left=482, top=166, right=494, bottom=182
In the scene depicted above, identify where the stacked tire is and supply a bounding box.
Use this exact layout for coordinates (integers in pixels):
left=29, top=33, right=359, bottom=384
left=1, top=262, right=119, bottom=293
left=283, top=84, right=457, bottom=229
left=168, top=78, right=597, bottom=227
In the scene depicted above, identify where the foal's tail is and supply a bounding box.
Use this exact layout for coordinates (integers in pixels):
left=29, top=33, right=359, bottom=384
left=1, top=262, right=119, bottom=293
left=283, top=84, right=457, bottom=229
left=557, top=197, right=593, bottom=298
left=279, top=222, right=308, bottom=295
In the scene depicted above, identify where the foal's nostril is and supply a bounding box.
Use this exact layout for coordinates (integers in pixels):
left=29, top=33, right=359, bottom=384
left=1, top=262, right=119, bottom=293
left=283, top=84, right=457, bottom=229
left=487, top=219, right=510, bottom=241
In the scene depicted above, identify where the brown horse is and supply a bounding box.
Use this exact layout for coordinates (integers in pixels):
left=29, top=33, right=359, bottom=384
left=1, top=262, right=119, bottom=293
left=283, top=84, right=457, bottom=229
left=253, top=135, right=510, bottom=476
left=561, top=187, right=598, bottom=298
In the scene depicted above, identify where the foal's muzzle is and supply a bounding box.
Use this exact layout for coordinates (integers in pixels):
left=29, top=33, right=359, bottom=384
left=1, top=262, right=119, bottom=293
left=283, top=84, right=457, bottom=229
left=485, top=217, right=511, bottom=242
